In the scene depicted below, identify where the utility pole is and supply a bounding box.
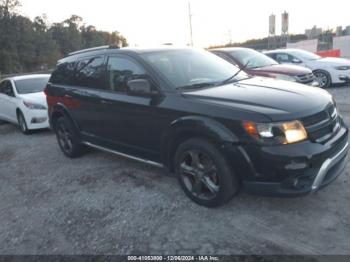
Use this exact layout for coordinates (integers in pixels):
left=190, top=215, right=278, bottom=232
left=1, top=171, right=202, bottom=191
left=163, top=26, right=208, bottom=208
left=188, top=2, right=194, bottom=46
left=227, top=30, right=232, bottom=45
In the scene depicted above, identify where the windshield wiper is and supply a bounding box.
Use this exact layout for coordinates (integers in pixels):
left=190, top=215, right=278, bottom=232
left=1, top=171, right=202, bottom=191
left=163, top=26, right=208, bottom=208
left=176, top=82, right=217, bottom=90
left=220, top=61, right=250, bottom=85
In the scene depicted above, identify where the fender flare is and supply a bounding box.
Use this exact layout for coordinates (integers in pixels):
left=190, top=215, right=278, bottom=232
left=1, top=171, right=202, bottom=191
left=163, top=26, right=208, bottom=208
left=50, top=103, right=80, bottom=133
left=161, top=115, right=240, bottom=171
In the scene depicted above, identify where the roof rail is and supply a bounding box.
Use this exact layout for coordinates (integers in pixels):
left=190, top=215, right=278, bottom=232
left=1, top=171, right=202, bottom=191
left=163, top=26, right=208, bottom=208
left=68, top=45, right=120, bottom=56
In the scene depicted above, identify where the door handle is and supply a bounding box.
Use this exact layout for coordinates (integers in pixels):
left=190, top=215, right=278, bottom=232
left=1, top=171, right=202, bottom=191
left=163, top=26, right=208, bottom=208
left=100, top=100, right=112, bottom=105
left=64, top=94, right=73, bottom=98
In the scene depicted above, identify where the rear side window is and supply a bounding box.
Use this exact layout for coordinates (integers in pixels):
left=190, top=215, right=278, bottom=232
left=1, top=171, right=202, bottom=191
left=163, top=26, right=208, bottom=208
left=75, top=56, right=106, bottom=89
left=50, top=61, right=76, bottom=85
left=107, top=56, right=147, bottom=93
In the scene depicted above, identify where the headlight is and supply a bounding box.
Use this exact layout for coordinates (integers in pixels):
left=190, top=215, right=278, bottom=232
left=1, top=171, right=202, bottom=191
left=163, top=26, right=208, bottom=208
left=269, top=73, right=297, bottom=82
left=23, top=101, right=47, bottom=110
left=332, top=96, right=337, bottom=108
left=243, top=120, right=308, bottom=145
left=335, top=66, right=350, bottom=70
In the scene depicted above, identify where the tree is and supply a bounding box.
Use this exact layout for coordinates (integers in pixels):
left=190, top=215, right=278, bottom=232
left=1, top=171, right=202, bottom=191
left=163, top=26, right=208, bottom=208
left=0, top=0, right=20, bottom=15
left=0, top=0, right=128, bottom=74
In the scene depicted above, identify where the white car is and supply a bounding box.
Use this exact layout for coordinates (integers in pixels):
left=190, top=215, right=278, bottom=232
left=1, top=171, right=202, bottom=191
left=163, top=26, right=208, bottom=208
left=264, top=49, right=350, bottom=88
left=0, top=74, right=50, bottom=134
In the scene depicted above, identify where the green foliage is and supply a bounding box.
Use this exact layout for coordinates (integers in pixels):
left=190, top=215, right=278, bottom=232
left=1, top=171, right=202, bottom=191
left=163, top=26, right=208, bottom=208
left=209, top=34, right=308, bottom=51
left=0, top=1, right=128, bottom=74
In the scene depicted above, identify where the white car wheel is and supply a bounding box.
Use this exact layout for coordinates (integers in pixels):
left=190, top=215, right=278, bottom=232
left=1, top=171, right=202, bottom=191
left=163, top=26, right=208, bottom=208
left=17, top=111, right=30, bottom=134
left=314, top=70, right=331, bottom=88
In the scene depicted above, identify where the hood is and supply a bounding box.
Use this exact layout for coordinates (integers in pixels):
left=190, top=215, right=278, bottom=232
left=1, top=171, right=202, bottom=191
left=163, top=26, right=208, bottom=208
left=311, top=57, right=350, bottom=66
left=183, top=77, right=333, bottom=122
left=17, top=92, right=47, bottom=106
left=252, top=64, right=312, bottom=76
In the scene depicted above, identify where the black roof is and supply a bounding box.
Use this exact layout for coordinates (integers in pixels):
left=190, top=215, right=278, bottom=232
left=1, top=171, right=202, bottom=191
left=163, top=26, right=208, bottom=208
left=210, top=47, right=251, bottom=52
left=58, top=45, right=193, bottom=64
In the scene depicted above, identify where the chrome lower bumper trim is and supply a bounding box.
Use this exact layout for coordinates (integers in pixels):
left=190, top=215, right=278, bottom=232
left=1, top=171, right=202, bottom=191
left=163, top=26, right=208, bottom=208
left=312, top=142, right=349, bottom=190
left=82, top=142, right=164, bottom=168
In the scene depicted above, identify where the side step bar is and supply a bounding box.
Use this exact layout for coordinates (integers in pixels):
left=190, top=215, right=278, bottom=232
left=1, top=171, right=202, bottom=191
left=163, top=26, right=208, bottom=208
left=82, top=142, right=164, bottom=168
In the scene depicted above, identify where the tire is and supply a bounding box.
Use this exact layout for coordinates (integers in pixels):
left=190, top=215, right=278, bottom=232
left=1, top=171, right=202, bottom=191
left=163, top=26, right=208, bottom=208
left=174, top=138, right=239, bottom=207
left=54, top=117, right=85, bottom=158
left=313, top=70, right=331, bottom=88
left=17, top=111, right=30, bottom=135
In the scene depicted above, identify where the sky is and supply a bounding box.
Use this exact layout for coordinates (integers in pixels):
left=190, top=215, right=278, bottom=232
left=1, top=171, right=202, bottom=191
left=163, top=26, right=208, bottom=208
left=19, top=0, right=350, bottom=47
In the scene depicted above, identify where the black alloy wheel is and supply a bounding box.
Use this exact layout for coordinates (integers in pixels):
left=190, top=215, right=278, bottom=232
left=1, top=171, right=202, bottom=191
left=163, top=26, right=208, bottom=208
left=54, top=117, right=85, bottom=158
left=57, top=121, right=74, bottom=154
left=179, top=149, right=220, bottom=201
left=175, top=138, right=238, bottom=207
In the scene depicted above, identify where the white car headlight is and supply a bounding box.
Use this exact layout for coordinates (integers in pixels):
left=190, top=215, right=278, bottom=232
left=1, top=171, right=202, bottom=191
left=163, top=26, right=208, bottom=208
left=243, top=120, right=308, bottom=145
left=269, top=73, right=297, bottom=82
left=335, top=66, right=350, bottom=70
left=23, top=101, right=47, bottom=110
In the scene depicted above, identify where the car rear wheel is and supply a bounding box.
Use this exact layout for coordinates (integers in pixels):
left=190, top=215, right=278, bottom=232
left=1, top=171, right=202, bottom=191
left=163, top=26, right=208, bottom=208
left=314, top=70, right=331, bottom=88
left=54, top=117, right=85, bottom=158
left=17, top=111, right=30, bottom=135
left=175, top=138, right=239, bottom=207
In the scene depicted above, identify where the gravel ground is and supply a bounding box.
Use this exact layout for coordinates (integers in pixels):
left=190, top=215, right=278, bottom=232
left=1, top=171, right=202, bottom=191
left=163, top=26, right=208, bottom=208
left=0, top=85, right=350, bottom=255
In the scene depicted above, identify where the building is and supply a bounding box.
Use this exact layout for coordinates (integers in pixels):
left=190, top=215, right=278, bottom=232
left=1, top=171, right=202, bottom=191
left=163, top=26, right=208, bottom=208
left=305, top=26, right=322, bottom=39
left=345, top=26, right=350, bottom=35
left=336, top=26, right=343, bottom=36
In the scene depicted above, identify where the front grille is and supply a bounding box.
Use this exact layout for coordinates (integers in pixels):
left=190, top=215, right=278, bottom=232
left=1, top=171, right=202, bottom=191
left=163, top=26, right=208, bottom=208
left=295, top=73, right=315, bottom=84
left=301, top=104, right=340, bottom=143
left=302, top=110, right=329, bottom=127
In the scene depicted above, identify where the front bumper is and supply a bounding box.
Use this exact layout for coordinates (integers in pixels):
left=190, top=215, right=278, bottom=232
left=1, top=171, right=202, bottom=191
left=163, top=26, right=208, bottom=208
left=332, top=69, right=350, bottom=84
left=24, top=109, right=49, bottom=130
left=232, top=124, right=349, bottom=197
left=338, top=75, right=350, bottom=83
left=243, top=141, right=348, bottom=196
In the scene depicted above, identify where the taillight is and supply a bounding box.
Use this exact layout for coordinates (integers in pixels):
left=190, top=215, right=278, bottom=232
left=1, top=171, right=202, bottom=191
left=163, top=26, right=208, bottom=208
left=44, top=85, right=48, bottom=96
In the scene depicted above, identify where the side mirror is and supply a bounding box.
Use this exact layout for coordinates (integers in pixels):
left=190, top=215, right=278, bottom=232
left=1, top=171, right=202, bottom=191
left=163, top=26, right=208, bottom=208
left=292, top=58, right=302, bottom=64
left=127, top=79, right=156, bottom=96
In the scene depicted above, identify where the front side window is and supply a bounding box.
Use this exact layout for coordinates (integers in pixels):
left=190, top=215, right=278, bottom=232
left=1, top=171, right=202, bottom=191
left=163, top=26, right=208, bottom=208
left=15, top=77, right=50, bottom=94
left=75, top=56, right=106, bottom=89
left=141, top=49, right=247, bottom=89
left=275, top=53, right=291, bottom=63
left=107, top=56, right=147, bottom=92
left=0, top=81, right=5, bottom=94
left=0, top=80, right=14, bottom=96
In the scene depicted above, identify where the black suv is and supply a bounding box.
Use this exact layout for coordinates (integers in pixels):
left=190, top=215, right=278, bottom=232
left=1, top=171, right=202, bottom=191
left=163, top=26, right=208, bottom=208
left=46, top=46, right=349, bottom=207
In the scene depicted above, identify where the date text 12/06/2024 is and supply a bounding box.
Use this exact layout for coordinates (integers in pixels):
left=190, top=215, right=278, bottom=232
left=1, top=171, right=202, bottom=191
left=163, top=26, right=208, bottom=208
left=127, top=256, right=219, bottom=261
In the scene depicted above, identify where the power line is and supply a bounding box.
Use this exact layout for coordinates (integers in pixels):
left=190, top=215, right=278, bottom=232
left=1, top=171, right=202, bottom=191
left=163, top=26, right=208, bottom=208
left=188, top=1, right=193, bottom=46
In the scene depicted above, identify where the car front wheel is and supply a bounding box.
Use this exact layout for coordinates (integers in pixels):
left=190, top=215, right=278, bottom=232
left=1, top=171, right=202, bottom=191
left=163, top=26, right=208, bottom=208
left=17, top=111, right=30, bottom=135
left=175, top=138, right=239, bottom=207
left=314, top=70, right=331, bottom=88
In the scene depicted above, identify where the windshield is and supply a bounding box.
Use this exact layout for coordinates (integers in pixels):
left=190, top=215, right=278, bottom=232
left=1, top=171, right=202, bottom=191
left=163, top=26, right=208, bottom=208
left=141, top=49, right=247, bottom=89
left=230, top=49, right=278, bottom=69
left=15, top=77, right=50, bottom=94
left=290, top=50, right=321, bottom=61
